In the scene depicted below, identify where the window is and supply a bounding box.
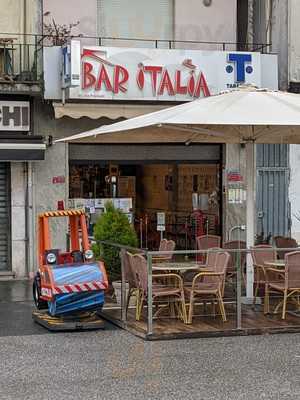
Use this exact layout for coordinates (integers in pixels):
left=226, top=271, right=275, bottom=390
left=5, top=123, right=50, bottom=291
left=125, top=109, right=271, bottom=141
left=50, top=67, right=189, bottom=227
left=97, top=0, right=173, bottom=48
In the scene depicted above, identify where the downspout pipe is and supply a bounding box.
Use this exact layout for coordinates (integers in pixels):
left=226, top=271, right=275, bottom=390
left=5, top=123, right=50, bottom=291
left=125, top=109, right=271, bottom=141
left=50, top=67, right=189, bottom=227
left=25, top=162, right=34, bottom=278
left=24, top=162, right=29, bottom=277
left=28, top=162, right=34, bottom=278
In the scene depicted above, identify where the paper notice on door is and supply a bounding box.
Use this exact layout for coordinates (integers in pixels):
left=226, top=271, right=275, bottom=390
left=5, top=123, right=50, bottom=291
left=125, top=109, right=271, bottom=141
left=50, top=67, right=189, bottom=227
left=228, top=189, right=246, bottom=204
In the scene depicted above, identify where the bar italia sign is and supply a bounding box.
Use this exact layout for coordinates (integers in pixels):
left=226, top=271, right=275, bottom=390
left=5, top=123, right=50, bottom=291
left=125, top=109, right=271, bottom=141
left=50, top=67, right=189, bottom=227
left=83, top=53, right=210, bottom=98
left=63, top=40, right=277, bottom=101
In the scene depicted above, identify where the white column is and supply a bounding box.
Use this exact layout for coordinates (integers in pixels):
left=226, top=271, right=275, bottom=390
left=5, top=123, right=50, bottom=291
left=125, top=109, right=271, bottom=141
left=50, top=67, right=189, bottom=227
left=11, top=163, right=27, bottom=277
left=27, top=162, right=35, bottom=278
left=246, top=142, right=255, bottom=299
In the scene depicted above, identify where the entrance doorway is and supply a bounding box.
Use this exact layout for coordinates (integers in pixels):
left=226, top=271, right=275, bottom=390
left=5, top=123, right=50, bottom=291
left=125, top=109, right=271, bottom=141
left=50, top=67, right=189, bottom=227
left=69, top=159, right=222, bottom=250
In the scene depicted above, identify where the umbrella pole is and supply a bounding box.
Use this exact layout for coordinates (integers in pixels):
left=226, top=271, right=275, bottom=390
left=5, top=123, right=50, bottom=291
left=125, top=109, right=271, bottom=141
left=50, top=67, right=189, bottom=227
left=245, top=142, right=255, bottom=299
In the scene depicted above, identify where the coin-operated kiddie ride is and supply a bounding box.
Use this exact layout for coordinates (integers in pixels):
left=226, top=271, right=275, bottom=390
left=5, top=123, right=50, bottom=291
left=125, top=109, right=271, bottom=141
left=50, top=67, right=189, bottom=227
left=32, top=208, right=108, bottom=331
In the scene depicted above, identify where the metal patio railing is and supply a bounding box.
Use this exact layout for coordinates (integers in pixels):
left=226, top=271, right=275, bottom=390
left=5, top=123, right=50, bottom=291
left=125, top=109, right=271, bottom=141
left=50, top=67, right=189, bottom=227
left=97, top=241, right=300, bottom=339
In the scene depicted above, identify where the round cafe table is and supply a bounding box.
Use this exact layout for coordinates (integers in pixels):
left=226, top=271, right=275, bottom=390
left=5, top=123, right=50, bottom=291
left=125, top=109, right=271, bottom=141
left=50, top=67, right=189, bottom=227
left=152, top=262, right=206, bottom=321
left=152, top=262, right=205, bottom=272
left=264, top=260, right=285, bottom=268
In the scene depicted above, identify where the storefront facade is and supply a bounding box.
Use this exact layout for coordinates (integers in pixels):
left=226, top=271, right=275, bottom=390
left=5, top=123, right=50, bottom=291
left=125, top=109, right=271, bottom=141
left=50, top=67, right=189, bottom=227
left=40, top=40, right=278, bottom=253
left=0, top=97, right=45, bottom=277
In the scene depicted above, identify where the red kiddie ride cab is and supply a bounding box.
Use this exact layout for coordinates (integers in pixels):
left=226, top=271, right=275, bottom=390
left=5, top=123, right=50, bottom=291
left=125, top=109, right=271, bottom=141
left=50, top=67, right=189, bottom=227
left=33, top=208, right=108, bottom=316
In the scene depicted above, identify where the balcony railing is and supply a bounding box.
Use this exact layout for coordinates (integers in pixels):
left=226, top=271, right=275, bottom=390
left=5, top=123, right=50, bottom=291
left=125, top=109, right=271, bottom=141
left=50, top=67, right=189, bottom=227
left=42, top=33, right=272, bottom=53
left=0, top=32, right=272, bottom=85
left=0, top=33, right=44, bottom=84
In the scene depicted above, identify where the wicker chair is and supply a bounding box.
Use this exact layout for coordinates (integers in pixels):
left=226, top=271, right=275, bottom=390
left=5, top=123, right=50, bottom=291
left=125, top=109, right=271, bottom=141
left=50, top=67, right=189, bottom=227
left=152, top=239, right=176, bottom=263
left=121, top=251, right=141, bottom=318
left=250, top=245, right=277, bottom=307
left=183, top=247, right=222, bottom=283
left=196, top=235, right=221, bottom=263
left=265, top=251, right=300, bottom=319
left=132, top=253, right=187, bottom=323
left=223, top=240, right=247, bottom=285
left=273, top=236, right=298, bottom=260
left=185, top=251, right=230, bottom=324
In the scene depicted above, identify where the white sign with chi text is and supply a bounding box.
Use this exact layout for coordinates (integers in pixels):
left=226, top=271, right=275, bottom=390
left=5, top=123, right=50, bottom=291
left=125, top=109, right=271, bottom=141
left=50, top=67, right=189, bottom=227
left=0, top=101, right=30, bottom=131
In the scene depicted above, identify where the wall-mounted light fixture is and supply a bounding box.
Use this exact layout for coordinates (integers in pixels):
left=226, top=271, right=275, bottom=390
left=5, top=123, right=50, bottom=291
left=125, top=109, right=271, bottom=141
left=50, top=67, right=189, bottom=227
left=203, top=0, right=212, bottom=6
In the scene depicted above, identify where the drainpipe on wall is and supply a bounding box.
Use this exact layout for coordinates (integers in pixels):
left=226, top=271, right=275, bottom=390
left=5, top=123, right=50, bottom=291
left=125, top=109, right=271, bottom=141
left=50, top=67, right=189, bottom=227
left=288, top=0, right=292, bottom=85
left=247, top=0, right=254, bottom=48
left=24, top=163, right=29, bottom=276
left=23, top=0, right=27, bottom=33
left=266, top=0, right=272, bottom=47
left=27, top=162, right=35, bottom=278
left=23, top=0, right=27, bottom=71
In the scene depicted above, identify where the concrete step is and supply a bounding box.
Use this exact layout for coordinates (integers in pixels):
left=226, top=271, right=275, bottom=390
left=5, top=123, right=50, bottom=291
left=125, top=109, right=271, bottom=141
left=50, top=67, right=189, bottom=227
left=0, top=271, right=16, bottom=280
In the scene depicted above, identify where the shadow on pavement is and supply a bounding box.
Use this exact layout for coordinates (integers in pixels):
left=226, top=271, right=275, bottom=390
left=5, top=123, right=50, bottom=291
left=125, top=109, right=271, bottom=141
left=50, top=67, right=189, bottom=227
left=0, top=280, right=117, bottom=337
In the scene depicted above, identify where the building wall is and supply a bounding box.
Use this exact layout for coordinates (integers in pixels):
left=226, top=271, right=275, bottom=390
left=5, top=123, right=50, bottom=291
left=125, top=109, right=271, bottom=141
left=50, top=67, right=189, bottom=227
left=253, top=0, right=288, bottom=90
left=270, top=0, right=289, bottom=91
left=0, top=0, right=41, bottom=276
left=174, top=0, right=237, bottom=48
left=225, top=144, right=247, bottom=241
left=289, top=145, right=300, bottom=242
left=288, top=0, right=300, bottom=85
left=43, top=0, right=237, bottom=45
left=43, top=0, right=97, bottom=42
left=0, top=0, right=40, bottom=35
left=30, top=99, right=106, bottom=273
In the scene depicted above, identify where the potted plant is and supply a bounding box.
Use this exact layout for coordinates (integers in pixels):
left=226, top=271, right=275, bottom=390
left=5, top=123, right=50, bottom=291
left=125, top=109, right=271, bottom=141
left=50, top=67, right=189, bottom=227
left=93, top=201, right=138, bottom=304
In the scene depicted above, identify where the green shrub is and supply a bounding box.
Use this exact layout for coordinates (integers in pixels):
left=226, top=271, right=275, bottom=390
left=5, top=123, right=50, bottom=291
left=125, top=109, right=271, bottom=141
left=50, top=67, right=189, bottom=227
left=93, top=201, right=138, bottom=282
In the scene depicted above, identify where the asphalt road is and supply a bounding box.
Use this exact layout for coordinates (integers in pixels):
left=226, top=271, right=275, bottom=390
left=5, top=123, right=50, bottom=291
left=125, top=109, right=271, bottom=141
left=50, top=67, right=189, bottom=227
left=1, top=281, right=300, bottom=400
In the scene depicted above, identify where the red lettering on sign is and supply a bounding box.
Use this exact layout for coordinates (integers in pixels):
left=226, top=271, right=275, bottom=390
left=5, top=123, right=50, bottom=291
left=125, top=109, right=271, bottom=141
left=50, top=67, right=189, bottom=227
left=188, top=73, right=196, bottom=96
left=81, top=50, right=212, bottom=99
left=113, top=65, right=129, bottom=93
left=158, top=70, right=175, bottom=96
left=175, top=71, right=187, bottom=95
left=194, top=72, right=211, bottom=97
left=136, top=67, right=144, bottom=90
left=82, top=62, right=96, bottom=89
left=96, top=64, right=113, bottom=91
left=144, top=66, right=163, bottom=94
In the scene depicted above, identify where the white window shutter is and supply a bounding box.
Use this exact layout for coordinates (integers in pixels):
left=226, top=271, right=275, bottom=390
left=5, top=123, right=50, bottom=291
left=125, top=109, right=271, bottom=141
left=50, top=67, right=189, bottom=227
left=97, top=0, right=173, bottom=47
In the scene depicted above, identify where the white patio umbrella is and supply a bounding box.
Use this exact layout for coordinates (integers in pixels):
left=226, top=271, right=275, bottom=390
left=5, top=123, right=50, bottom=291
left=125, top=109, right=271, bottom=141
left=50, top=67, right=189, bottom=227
left=57, top=86, right=300, bottom=298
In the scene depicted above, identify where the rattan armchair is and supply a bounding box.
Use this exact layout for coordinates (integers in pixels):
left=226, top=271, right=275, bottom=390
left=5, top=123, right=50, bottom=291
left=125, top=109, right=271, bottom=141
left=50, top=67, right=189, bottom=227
left=183, top=247, right=222, bottom=283
left=152, top=239, right=176, bottom=263
left=273, top=236, right=298, bottom=259
left=223, top=240, right=247, bottom=286
left=196, top=234, right=221, bottom=263
left=121, top=251, right=141, bottom=319
left=250, top=245, right=277, bottom=307
left=265, top=251, right=300, bottom=319
left=185, top=251, right=230, bottom=324
left=132, top=254, right=187, bottom=323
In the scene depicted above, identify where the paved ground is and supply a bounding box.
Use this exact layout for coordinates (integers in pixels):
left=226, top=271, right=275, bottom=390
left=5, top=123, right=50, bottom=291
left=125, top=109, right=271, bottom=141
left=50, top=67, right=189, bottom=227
left=1, top=281, right=300, bottom=400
